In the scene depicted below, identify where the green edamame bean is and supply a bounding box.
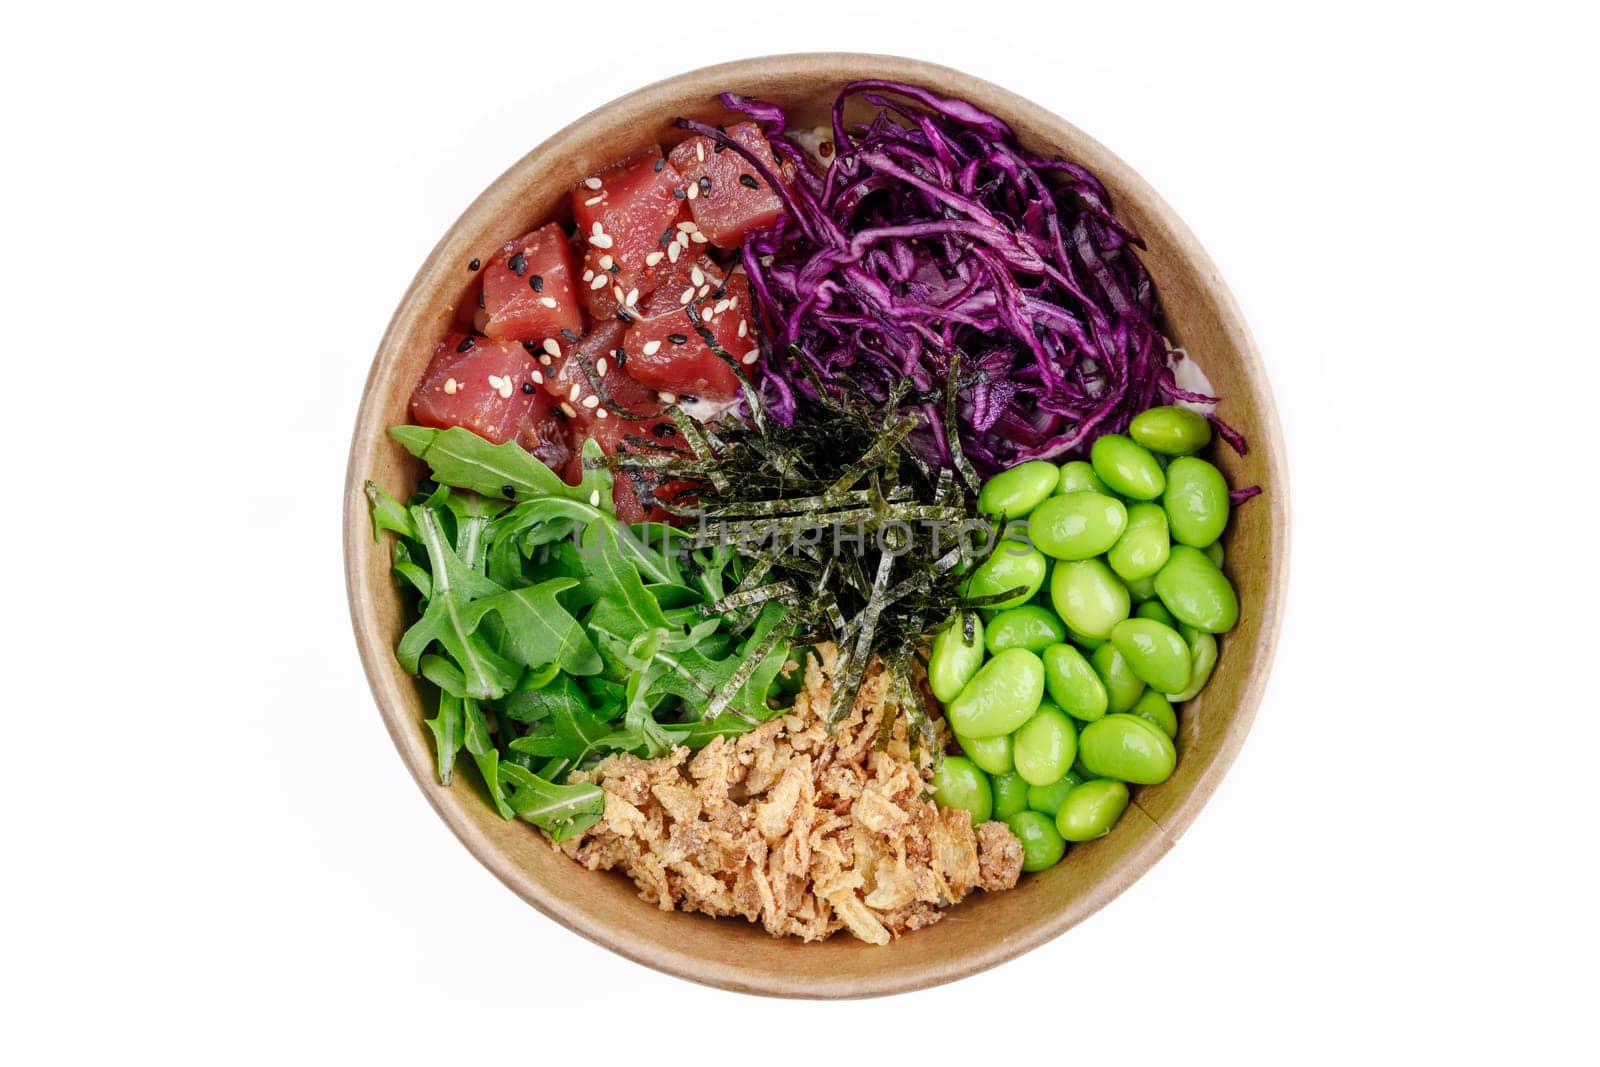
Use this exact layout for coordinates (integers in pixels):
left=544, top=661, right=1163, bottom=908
left=1026, top=772, right=1084, bottom=817
left=1135, top=599, right=1177, bottom=627
left=1090, top=642, right=1146, bottom=714
left=1006, top=810, right=1067, bottom=871
left=1110, top=618, right=1193, bottom=694
left=1091, top=434, right=1165, bottom=500
left=1106, top=502, right=1171, bottom=581
left=1012, top=703, right=1078, bottom=786
left=992, top=771, right=1031, bottom=820
left=1049, top=558, right=1131, bottom=639
left=931, top=756, right=993, bottom=825
left=1163, top=457, right=1230, bottom=547
left=1027, top=492, right=1128, bottom=560
left=1056, top=779, right=1131, bottom=841
left=962, top=541, right=1049, bottom=610
left=1205, top=541, right=1225, bottom=568
left=1078, top=714, right=1177, bottom=784
left=1042, top=643, right=1108, bottom=722
left=1167, top=631, right=1218, bottom=702
left=956, top=732, right=1014, bottom=776
left=1054, top=460, right=1108, bottom=495
left=946, top=648, right=1045, bottom=738
left=1154, top=545, right=1239, bottom=633
left=984, top=605, right=1067, bottom=655
left=1066, top=626, right=1105, bottom=651
left=1128, top=688, right=1179, bottom=739
left=1126, top=574, right=1157, bottom=602
left=1129, top=405, right=1212, bottom=455
left=978, top=460, right=1061, bottom=520
left=928, top=611, right=985, bottom=703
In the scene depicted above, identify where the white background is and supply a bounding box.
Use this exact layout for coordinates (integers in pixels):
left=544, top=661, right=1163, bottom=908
left=4, top=1, right=1595, bottom=1062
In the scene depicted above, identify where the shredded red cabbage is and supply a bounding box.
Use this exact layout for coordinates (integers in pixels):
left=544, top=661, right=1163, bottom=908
left=675, top=82, right=1246, bottom=473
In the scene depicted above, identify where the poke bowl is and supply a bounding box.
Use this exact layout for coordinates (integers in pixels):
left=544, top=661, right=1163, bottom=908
left=344, top=52, right=1288, bottom=998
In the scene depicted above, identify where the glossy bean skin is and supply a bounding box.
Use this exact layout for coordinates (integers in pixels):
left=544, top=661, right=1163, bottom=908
left=1167, top=630, right=1218, bottom=702
left=1066, top=626, right=1106, bottom=652
left=946, top=648, right=1045, bottom=738
left=1110, top=617, right=1193, bottom=694
left=985, top=605, right=1067, bottom=655
left=1091, top=434, right=1165, bottom=500
left=1056, top=779, right=1131, bottom=841
left=1107, top=502, right=1171, bottom=581
left=1054, top=460, right=1109, bottom=495
left=1154, top=545, right=1239, bottom=633
left=1026, top=772, right=1084, bottom=817
left=931, top=756, right=994, bottom=825
left=1012, top=704, right=1079, bottom=786
left=963, top=541, right=1049, bottom=611
left=1205, top=541, right=1225, bottom=568
left=1126, top=573, right=1157, bottom=603
left=1163, top=456, right=1230, bottom=547
left=991, top=771, right=1031, bottom=820
left=928, top=611, right=985, bottom=703
left=1050, top=558, right=1131, bottom=639
left=1006, top=810, right=1067, bottom=871
left=1027, top=492, right=1128, bottom=560
left=1042, top=643, right=1109, bottom=721
left=1129, top=405, right=1212, bottom=455
left=979, top=460, right=1061, bottom=520
left=1078, top=713, right=1177, bottom=784
left=956, top=731, right=1014, bottom=776
left=1129, top=688, right=1179, bottom=739
left=1135, top=599, right=1178, bottom=627
left=1090, top=642, right=1147, bottom=714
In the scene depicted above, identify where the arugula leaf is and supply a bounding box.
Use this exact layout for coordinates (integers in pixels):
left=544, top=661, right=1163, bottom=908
left=461, top=697, right=514, bottom=819
left=366, top=481, right=417, bottom=541
left=391, top=425, right=578, bottom=502
left=474, top=577, right=601, bottom=676
left=498, top=763, right=604, bottom=841
left=507, top=693, right=614, bottom=762
left=423, top=689, right=464, bottom=784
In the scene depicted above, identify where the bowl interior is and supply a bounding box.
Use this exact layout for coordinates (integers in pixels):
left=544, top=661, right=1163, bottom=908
left=344, top=53, right=1288, bottom=998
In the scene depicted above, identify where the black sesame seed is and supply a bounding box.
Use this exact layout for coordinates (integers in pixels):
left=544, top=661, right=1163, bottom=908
left=651, top=422, right=679, bottom=438
left=660, top=228, right=675, bottom=246
left=667, top=333, right=688, bottom=345
left=698, top=176, right=712, bottom=193
left=502, top=484, right=516, bottom=498
left=739, top=173, right=760, bottom=189
left=678, top=394, right=699, bottom=405
left=560, top=328, right=579, bottom=342
left=671, top=187, right=686, bottom=200
left=456, top=336, right=475, bottom=353
left=508, top=252, right=527, bottom=276
left=616, top=311, right=633, bottom=323
left=711, top=286, right=727, bottom=299
left=521, top=382, right=535, bottom=394
left=477, top=291, right=485, bottom=309
left=652, top=157, right=665, bottom=172
left=608, top=263, right=621, bottom=273
left=468, top=257, right=481, bottom=271
left=552, top=406, right=569, bottom=421
left=611, top=347, right=627, bottom=367
left=521, top=341, right=539, bottom=354
left=529, top=274, right=543, bottom=292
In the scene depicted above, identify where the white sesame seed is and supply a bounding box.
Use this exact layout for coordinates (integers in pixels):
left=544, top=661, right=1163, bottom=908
left=443, top=377, right=458, bottom=395
left=582, top=269, right=595, bottom=281
left=598, top=253, right=614, bottom=270
left=625, top=288, right=639, bottom=306
left=645, top=251, right=663, bottom=267
left=691, top=266, right=705, bottom=287
left=713, top=298, right=729, bottom=313
left=742, top=351, right=759, bottom=365
left=658, top=391, right=677, bottom=404
left=589, top=233, right=614, bottom=248
left=590, top=274, right=607, bottom=290
left=690, top=232, right=708, bottom=244
left=539, top=354, right=552, bottom=366
left=584, top=195, right=603, bottom=206
left=539, top=296, right=557, bottom=308
left=584, top=176, right=603, bottom=189
left=667, top=242, right=681, bottom=263
left=595, top=357, right=608, bottom=376
left=679, top=287, right=694, bottom=305
left=698, top=284, right=711, bottom=299
left=677, top=221, right=698, bottom=232
left=560, top=402, right=577, bottom=417
left=543, top=338, right=561, bottom=358
left=612, top=285, right=625, bottom=302
left=532, top=370, right=544, bottom=384
left=568, top=383, right=581, bottom=402
left=696, top=143, right=705, bottom=162
left=642, top=340, right=662, bottom=355
left=729, top=296, right=739, bottom=308
left=737, top=320, right=748, bottom=338
left=595, top=408, right=609, bottom=420
left=497, top=376, right=514, bottom=398
left=686, top=182, right=698, bottom=200
left=581, top=395, right=599, bottom=409
left=589, top=489, right=602, bottom=505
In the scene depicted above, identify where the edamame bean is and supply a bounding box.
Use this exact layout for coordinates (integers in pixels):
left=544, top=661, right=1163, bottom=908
left=1154, top=545, right=1239, bottom=633
left=1167, top=631, right=1218, bottom=702
left=1013, top=704, right=1078, bottom=786
left=1135, top=599, right=1177, bottom=627
left=1027, top=492, right=1128, bottom=560
left=985, top=605, right=1067, bottom=655
left=1126, top=574, right=1157, bottom=602
left=1006, top=810, right=1067, bottom=871
left=1128, top=688, right=1179, bottom=739
left=962, top=540, right=1049, bottom=610
left=1091, top=434, right=1165, bottom=500
left=931, top=756, right=994, bottom=825
left=946, top=648, right=1045, bottom=738
left=1066, top=626, right=1105, bottom=651
left=1050, top=558, right=1131, bottom=639
left=1163, top=456, right=1230, bottom=547
left=1078, top=714, right=1177, bottom=784
left=1026, top=772, right=1083, bottom=817
left=1205, top=541, right=1225, bottom=568
left=1129, top=405, right=1212, bottom=455
left=1056, top=779, right=1131, bottom=841
left=992, top=771, right=1031, bottom=820
left=956, top=732, right=1014, bottom=776
left=1090, top=642, right=1146, bottom=714
left=928, top=611, right=985, bottom=703
left=1106, top=502, right=1171, bottom=581
left=1042, top=643, right=1108, bottom=721
left=1110, top=618, right=1193, bottom=694
left=978, top=460, right=1060, bottom=520
left=1054, top=460, right=1109, bottom=495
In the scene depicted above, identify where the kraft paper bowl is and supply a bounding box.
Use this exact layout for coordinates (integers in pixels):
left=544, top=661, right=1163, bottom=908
left=344, top=52, right=1289, bottom=998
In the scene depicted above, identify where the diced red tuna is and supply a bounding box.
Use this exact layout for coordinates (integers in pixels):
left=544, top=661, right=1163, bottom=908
left=667, top=122, right=790, bottom=247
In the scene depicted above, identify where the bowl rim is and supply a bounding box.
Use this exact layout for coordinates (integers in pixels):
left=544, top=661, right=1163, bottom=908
left=343, top=51, right=1290, bottom=997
